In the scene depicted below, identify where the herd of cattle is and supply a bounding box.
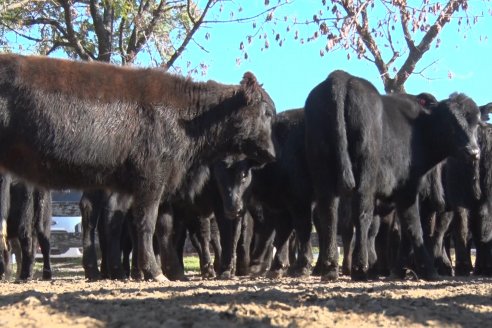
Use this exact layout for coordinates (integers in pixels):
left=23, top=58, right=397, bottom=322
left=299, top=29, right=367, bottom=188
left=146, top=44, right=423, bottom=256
left=0, top=54, right=491, bottom=284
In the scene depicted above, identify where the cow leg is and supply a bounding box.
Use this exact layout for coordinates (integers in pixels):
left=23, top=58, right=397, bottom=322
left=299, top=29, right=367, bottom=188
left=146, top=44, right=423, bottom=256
left=432, top=212, right=454, bottom=276
left=453, top=208, right=473, bottom=276
left=133, top=197, right=166, bottom=282
left=217, top=212, right=242, bottom=279
left=311, top=206, right=323, bottom=276
left=236, top=212, right=253, bottom=276
left=395, top=201, right=438, bottom=280
left=126, top=216, right=143, bottom=280
left=18, top=187, right=35, bottom=281
left=267, top=227, right=293, bottom=279
left=366, top=214, right=380, bottom=279
left=316, top=195, right=340, bottom=281
left=18, top=231, right=34, bottom=281
left=210, top=218, right=222, bottom=275
left=80, top=194, right=101, bottom=280
left=340, top=220, right=354, bottom=276
left=104, top=201, right=127, bottom=280
left=31, top=189, right=51, bottom=281
left=249, top=214, right=275, bottom=276
left=289, top=205, right=313, bottom=278
left=472, top=204, right=492, bottom=276
left=0, top=175, right=10, bottom=280
left=197, top=215, right=215, bottom=279
left=350, top=193, right=375, bottom=281
left=36, top=220, right=52, bottom=280
left=155, top=202, right=182, bottom=281
left=172, top=218, right=188, bottom=274
left=374, top=212, right=393, bottom=277
left=287, top=233, right=297, bottom=272
left=266, top=210, right=293, bottom=279
left=121, top=219, right=133, bottom=278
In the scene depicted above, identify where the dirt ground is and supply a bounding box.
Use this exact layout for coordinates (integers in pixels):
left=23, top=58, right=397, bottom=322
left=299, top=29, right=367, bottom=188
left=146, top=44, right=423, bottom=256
left=1, top=261, right=491, bottom=328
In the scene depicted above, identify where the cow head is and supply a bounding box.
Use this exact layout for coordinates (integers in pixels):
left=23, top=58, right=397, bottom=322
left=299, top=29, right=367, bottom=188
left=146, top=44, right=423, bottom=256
left=432, top=93, right=480, bottom=163
left=232, top=72, right=276, bottom=165
left=213, top=156, right=256, bottom=219
left=480, top=103, right=492, bottom=122
left=416, top=92, right=438, bottom=109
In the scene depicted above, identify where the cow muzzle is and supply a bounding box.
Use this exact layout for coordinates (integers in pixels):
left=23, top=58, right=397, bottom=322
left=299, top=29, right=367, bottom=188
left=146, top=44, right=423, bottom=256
left=464, top=146, right=480, bottom=162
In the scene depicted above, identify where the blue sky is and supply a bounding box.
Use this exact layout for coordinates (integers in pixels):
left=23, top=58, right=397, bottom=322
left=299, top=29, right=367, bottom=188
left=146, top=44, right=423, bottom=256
left=174, top=1, right=492, bottom=112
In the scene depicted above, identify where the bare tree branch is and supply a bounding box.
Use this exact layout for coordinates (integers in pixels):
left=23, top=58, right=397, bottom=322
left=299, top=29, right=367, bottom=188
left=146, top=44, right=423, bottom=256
left=58, top=0, right=94, bottom=60
left=393, top=0, right=464, bottom=92
left=166, top=0, right=213, bottom=68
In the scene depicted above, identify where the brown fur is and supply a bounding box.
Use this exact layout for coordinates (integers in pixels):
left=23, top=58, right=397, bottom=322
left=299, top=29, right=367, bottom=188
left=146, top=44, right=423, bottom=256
left=3, top=54, right=239, bottom=114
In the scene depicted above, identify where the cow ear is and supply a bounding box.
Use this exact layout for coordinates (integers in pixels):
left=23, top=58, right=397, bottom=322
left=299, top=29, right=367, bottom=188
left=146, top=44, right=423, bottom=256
left=480, top=103, right=492, bottom=121
left=240, top=72, right=261, bottom=104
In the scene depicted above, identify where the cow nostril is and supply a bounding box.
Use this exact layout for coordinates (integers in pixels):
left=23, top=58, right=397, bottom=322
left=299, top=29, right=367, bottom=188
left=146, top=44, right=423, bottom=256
left=470, top=148, right=480, bottom=160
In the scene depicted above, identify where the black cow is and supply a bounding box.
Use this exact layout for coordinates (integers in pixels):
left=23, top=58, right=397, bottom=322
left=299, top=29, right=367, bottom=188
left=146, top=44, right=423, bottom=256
left=421, top=103, right=492, bottom=277
left=0, top=54, right=276, bottom=281
left=305, top=70, right=481, bottom=281
left=230, top=108, right=314, bottom=279
left=0, top=174, right=52, bottom=280
left=81, top=158, right=253, bottom=281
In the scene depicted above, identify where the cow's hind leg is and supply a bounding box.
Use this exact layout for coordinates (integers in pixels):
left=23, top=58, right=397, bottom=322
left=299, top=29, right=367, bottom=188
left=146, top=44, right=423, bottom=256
left=80, top=193, right=102, bottom=280
left=289, top=205, right=313, bottom=278
left=432, top=212, right=454, bottom=276
left=316, top=195, right=340, bottom=281
left=155, top=202, right=182, bottom=281
left=350, top=192, right=375, bottom=281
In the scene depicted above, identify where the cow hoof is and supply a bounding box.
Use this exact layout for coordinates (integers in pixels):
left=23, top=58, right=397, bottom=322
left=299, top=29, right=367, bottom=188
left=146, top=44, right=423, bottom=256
left=422, top=270, right=441, bottom=281
left=201, top=268, right=216, bottom=279
left=219, top=271, right=233, bottom=280
left=319, top=264, right=339, bottom=282
left=321, top=270, right=338, bottom=282
left=311, top=264, right=322, bottom=276
left=166, top=271, right=186, bottom=281
left=366, top=267, right=380, bottom=281
left=351, top=268, right=368, bottom=282
left=130, top=270, right=144, bottom=281
left=85, top=271, right=102, bottom=281
left=151, top=274, right=168, bottom=282
left=249, top=264, right=264, bottom=277
left=42, top=270, right=52, bottom=281
left=341, top=265, right=351, bottom=276
left=289, top=266, right=311, bottom=278
left=437, top=265, right=454, bottom=277
left=455, top=264, right=472, bottom=276
left=266, top=269, right=285, bottom=279
left=236, top=266, right=250, bottom=277
left=110, top=272, right=128, bottom=281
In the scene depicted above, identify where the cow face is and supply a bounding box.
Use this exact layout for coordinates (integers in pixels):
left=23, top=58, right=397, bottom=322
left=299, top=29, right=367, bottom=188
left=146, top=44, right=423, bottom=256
left=213, top=157, right=255, bottom=219
left=434, top=94, right=481, bottom=163
left=234, top=72, right=276, bottom=165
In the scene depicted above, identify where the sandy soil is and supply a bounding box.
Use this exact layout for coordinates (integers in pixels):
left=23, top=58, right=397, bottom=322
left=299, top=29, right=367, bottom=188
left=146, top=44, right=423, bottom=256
left=1, top=262, right=491, bottom=328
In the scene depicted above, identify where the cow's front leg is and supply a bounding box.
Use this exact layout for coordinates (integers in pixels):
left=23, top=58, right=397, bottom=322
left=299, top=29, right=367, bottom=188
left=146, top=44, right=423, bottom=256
left=133, top=198, right=166, bottom=282
left=396, top=200, right=438, bottom=280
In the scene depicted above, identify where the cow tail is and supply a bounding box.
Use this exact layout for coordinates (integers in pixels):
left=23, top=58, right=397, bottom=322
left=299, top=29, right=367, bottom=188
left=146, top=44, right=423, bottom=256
left=332, top=78, right=355, bottom=194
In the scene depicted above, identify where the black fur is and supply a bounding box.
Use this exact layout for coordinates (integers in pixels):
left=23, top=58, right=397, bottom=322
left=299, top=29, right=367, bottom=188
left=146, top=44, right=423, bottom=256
left=0, top=54, right=276, bottom=280
left=305, top=70, right=481, bottom=281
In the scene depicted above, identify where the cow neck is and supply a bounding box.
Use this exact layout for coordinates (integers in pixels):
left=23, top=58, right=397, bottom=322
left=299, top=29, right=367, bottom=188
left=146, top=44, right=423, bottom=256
left=418, top=111, right=451, bottom=174
left=178, top=86, right=246, bottom=166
